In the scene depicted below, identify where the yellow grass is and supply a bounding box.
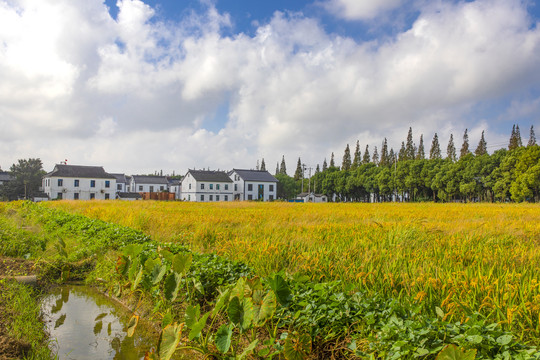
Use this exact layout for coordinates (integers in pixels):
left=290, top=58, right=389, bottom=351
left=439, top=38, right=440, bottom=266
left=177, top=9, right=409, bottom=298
left=44, top=200, right=540, bottom=340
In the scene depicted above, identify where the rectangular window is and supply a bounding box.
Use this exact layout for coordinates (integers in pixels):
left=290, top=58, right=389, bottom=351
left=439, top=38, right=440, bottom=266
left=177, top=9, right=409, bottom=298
left=248, top=194, right=253, bottom=200
left=117, top=184, right=122, bottom=190
left=248, top=184, right=253, bottom=191
left=139, top=185, right=143, bottom=191
left=90, top=180, right=96, bottom=188
left=150, top=186, right=154, bottom=192
left=105, top=180, right=110, bottom=188
left=216, top=184, right=220, bottom=190
left=225, top=184, right=228, bottom=190
left=90, top=193, right=95, bottom=199
left=188, top=195, right=191, bottom=201
left=200, top=194, right=204, bottom=201
left=74, top=193, right=79, bottom=200
left=216, top=195, right=220, bottom=201
left=269, top=184, right=274, bottom=191
left=269, top=195, right=274, bottom=201
left=224, top=195, right=228, bottom=201
left=234, top=184, right=238, bottom=191
left=160, top=186, right=164, bottom=191
left=201, top=183, right=205, bottom=190
left=209, top=195, right=213, bottom=201
left=57, top=193, right=62, bottom=199
left=74, top=179, right=79, bottom=187
left=58, top=179, right=63, bottom=186
left=105, top=193, right=110, bottom=200
left=189, top=183, right=192, bottom=189
left=210, top=184, right=213, bottom=190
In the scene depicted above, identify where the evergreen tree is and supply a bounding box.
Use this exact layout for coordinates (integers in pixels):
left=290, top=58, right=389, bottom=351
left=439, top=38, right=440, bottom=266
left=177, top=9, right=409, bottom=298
left=380, top=138, right=389, bottom=166
left=509, top=124, right=523, bottom=150
left=405, top=127, right=415, bottom=160
left=322, top=158, right=328, bottom=171
left=294, top=158, right=303, bottom=180
left=280, top=155, right=287, bottom=175
left=260, top=158, right=266, bottom=171
left=416, top=134, right=425, bottom=160
left=398, top=142, right=406, bottom=161
left=256, top=160, right=260, bottom=170
left=516, top=125, right=523, bottom=147
left=342, top=144, right=352, bottom=170
left=430, top=133, right=442, bottom=160
left=475, top=131, right=487, bottom=156
left=460, top=129, right=470, bottom=159
left=362, top=145, right=371, bottom=164
left=315, top=164, right=320, bottom=174
left=528, top=125, right=537, bottom=146
left=447, top=134, right=457, bottom=162
left=372, top=146, right=379, bottom=165
left=275, top=162, right=279, bottom=176
left=352, top=140, right=361, bottom=169
left=330, top=152, right=336, bottom=167
left=389, top=148, right=395, bottom=164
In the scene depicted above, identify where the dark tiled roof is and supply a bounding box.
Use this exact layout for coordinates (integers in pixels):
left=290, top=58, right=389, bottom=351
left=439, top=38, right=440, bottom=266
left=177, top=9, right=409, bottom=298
left=0, top=172, right=14, bottom=182
left=168, top=178, right=181, bottom=186
left=131, top=175, right=169, bottom=185
left=187, top=170, right=233, bottom=183
left=111, top=173, right=128, bottom=184
left=46, top=165, right=115, bottom=179
left=232, top=169, right=278, bottom=182
left=117, top=192, right=143, bottom=199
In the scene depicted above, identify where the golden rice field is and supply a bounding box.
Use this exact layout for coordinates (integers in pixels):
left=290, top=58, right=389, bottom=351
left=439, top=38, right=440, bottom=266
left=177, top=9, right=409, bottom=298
left=44, top=201, right=540, bottom=342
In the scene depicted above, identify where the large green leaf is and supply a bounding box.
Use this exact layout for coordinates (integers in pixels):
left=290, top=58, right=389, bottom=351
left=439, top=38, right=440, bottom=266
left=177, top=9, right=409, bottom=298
left=228, top=296, right=254, bottom=331
left=131, top=265, right=144, bottom=291
left=239, top=339, right=259, bottom=359
left=268, top=274, right=291, bottom=306
left=188, top=312, right=210, bottom=341
left=215, top=324, right=232, bottom=354
left=127, top=315, right=139, bottom=337
left=151, top=264, right=168, bottom=285
left=284, top=333, right=311, bottom=360
left=172, top=252, right=192, bottom=275
left=256, top=291, right=276, bottom=327
left=230, top=277, right=247, bottom=300
left=158, top=323, right=183, bottom=360
left=212, top=289, right=230, bottom=317
left=436, top=344, right=477, bottom=360
left=163, top=272, right=181, bottom=302
left=185, top=304, right=200, bottom=329
left=228, top=296, right=242, bottom=325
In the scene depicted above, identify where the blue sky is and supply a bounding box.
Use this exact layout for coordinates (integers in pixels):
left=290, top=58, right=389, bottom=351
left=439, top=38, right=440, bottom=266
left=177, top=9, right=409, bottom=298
left=0, top=0, right=539, bottom=174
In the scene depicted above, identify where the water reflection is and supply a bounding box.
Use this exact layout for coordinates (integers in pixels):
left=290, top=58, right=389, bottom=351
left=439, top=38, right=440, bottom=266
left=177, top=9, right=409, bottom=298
left=42, top=285, right=159, bottom=360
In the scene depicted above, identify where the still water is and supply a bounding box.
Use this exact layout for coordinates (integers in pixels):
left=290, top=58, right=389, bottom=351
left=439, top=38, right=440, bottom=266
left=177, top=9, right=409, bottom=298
left=41, top=285, right=162, bottom=360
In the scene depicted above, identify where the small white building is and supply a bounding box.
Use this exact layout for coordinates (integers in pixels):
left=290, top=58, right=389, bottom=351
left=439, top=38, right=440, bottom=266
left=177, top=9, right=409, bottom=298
left=296, top=192, right=328, bottom=203
left=168, top=178, right=182, bottom=200
left=42, top=164, right=116, bottom=200
left=181, top=170, right=233, bottom=202
left=229, top=169, right=278, bottom=201
left=111, top=173, right=129, bottom=193
left=130, top=175, right=169, bottom=193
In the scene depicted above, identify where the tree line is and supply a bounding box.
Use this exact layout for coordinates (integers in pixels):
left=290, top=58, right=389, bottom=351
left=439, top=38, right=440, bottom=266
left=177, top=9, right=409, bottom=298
left=270, top=125, right=540, bottom=202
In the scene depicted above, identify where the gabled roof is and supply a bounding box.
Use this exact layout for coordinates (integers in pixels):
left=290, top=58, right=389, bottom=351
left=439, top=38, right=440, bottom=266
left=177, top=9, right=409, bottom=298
left=45, top=164, right=116, bottom=179
left=131, top=175, right=169, bottom=185
left=0, top=172, right=14, bottom=182
left=111, top=173, right=128, bottom=184
left=117, top=192, right=143, bottom=199
left=186, top=170, right=233, bottom=183
left=231, top=169, right=278, bottom=182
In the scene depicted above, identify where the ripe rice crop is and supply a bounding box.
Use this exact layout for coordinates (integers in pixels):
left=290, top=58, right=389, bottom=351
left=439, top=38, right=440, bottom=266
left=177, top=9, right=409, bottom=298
left=44, top=201, right=540, bottom=343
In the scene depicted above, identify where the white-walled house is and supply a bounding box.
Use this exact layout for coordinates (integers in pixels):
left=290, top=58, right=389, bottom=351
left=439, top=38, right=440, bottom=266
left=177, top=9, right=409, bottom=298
left=111, top=173, right=129, bottom=193
left=42, top=164, right=116, bottom=200
left=296, top=192, right=328, bottom=203
left=168, top=178, right=182, bottom=200
left=130, top=175, right=169, bottom=193
left=181, top=170, right=233, bottom=202
left=229, top=169, right=278, bottom=201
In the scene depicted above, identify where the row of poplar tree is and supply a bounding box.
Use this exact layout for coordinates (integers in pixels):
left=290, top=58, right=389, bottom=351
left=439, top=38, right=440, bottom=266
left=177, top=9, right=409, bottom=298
left=262, top=125, right=539, bottom=202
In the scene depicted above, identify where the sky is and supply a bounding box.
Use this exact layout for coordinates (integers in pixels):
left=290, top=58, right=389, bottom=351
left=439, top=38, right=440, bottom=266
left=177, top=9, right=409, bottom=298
left=1, top=0, right=539, bottom=175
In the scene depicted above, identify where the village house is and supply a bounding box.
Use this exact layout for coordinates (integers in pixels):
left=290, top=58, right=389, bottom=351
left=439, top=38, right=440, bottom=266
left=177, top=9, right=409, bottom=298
left=228, top=169, right=278, bottom=201
left=180, top=170, right=233, bottom=202
left=111, top=173, right=129, bottom=193
left=42, top=164, right=116, bottom=200
left=130, top=175, right=169, bottom=193
left=296, top=192, right=328, bottom=203
left=168, top=178, right=182, bottom=200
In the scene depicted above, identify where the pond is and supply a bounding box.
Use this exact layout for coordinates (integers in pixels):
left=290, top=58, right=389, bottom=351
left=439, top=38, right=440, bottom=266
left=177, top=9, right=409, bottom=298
left=41, top=285, right=184, bottom=360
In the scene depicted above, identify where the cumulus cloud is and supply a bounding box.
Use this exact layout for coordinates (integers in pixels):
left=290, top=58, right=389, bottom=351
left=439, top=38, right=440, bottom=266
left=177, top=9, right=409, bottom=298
left=0, top=0, right=539, bottom=174
left=323, top=0, right=404, bottom=20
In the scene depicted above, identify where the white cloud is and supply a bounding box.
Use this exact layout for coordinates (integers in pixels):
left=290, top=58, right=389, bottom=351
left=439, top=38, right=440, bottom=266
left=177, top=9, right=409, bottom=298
left=323, top=0, right=404, bottom=20
left=0, top=0, right=539, bottom=174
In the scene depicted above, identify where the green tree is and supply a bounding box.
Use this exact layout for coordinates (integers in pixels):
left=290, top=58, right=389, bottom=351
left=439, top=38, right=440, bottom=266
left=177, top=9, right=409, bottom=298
left=416, top=134, right=425, bottom=160
left=372, top=146, right=379, bottom=165
left=447, top=134, right=457, bottom=162
left=322, top=158, right=328, bottom=172
left=260, top=158, right=266, bottom=171
left=294, top=158, right=303, bottom=181
left=362, top=145, right=370, bottom=164
left=0, top=158, right=45, bottom=200
left=352, top=141, right=361, bottom=169
left=460, top=129, right=470, bottom=159
left=475, top=130, right=487, bottom=156
left=280, top=156, right=287, bottom=175
left=509, top=124, right=523, bottom=150
left=329, top=152, right=336, bottom=168
left=380, top=138, right=389, bottom=166
left=275, top=174, right=298, bottom=199
left=342, top=144, right=352, bottom=170
left=430, top=133, right=442, bottom=160
left=405, top=127, right=415, bottom=160
left=398, top=142, right=406, bottom=161
left=528, top=125, right=536, bottom=147
left=275, top=162, right=279, bottom=176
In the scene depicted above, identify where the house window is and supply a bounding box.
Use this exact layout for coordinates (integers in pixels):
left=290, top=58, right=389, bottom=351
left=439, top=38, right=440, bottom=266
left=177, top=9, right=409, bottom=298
left=105, top=193, right=110, bottom=200
left=57, top=193, right=62, bottom=199
left=150, top=186, right=154, bottom=192
left=74, top=193, right=79, bottom=200
left=248, top=195, right=253, bottom=200
left=216, top=184, right=220, bottom=190
left=209, top=195, right=213, bottom=201
left=90, top=193, right=95, bottom=199
left=105, top=180, right=110, bottom=188
left=269, top=195, right=274, bottom=201
left=74, top=179, right=79, bottom=187
left=224, top=195, right=228, bottom=201
left=248, top=184, right=253, bottom=191
left=58, top=179, right=63, bottom=186
left=90, top=180, right=96, bottom=188
left=188, top=195, right=191, bottom=201
left=201, top=183, right=205, bottom=190
left=189, top=183, right=192, bottom=189
left=160, top=186, right=164, bottom=191
left=200, top=194, right=204, bottom=201
left=225, top=184, right=228, bottom=190
left=216, top=195, right=220, bottom=201
left=139, top=185, right=143, bottom=191
left=269, top=184, right=274, bottom=191
left=117, top=184, right=122, bottom=190
left=234, top=184, right=238, bottom=191
left=210, top=184, right=213, bottom=190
